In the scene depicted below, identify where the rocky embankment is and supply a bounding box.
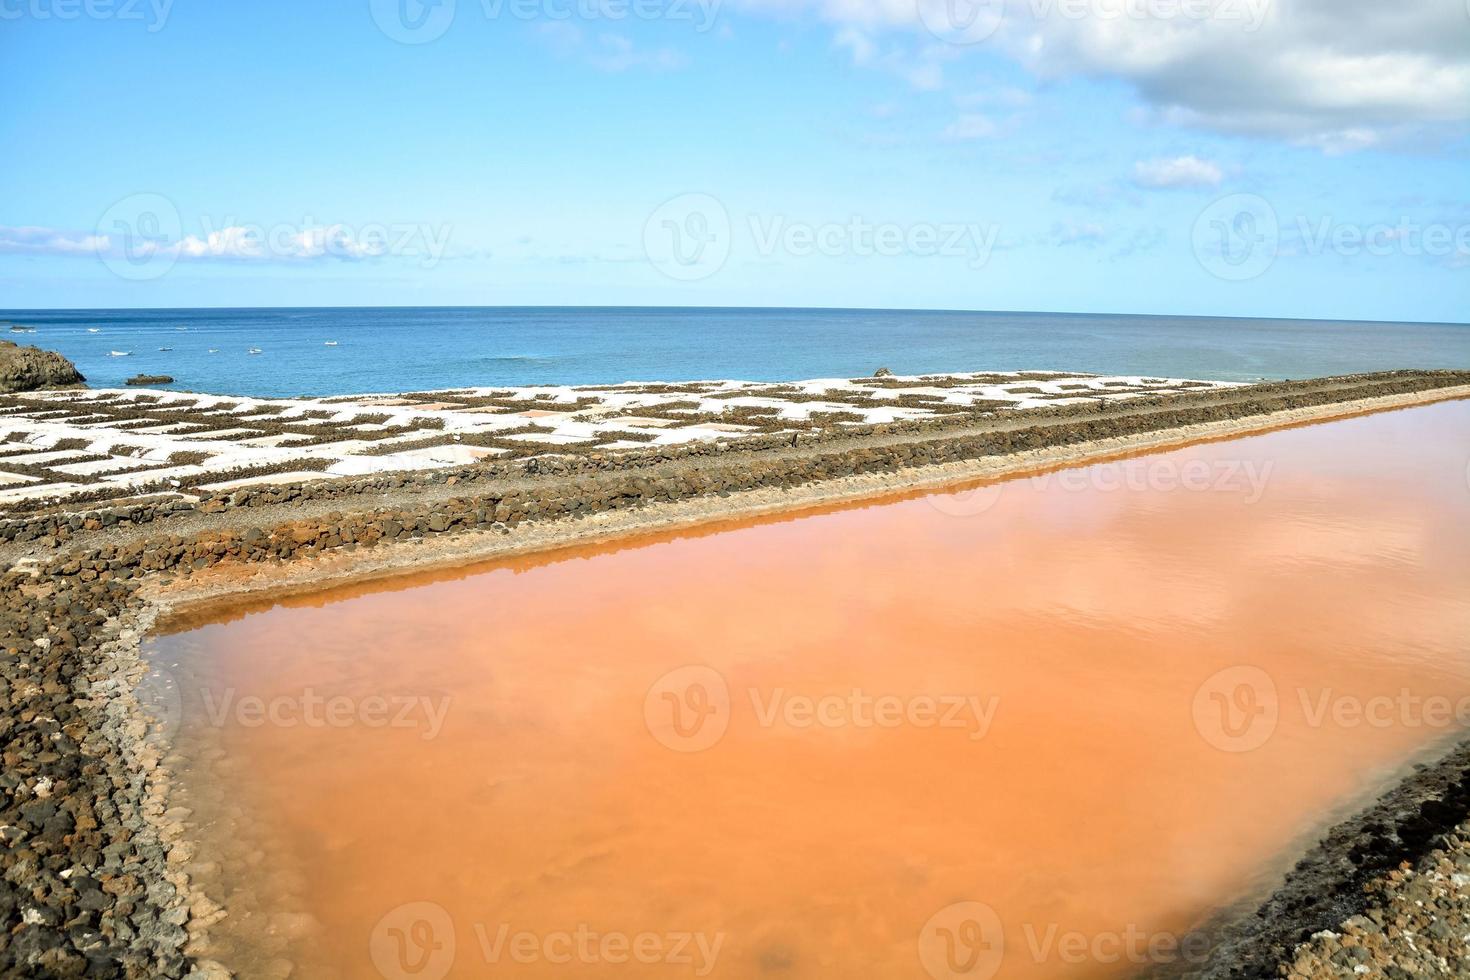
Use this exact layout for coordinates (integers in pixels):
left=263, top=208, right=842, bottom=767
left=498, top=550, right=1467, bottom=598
left=1, top=574, right=189, bottom=977
left=1284, top=817, right=1470, bottom=978
left=0, top=341, right=85, bottom=394
left=2, top=370, right=1469, bottom=978
left=1170, top=741, right=1470, bottom=978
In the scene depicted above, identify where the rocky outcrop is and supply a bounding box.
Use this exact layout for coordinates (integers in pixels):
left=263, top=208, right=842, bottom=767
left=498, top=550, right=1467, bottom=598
left=125, top=375, right=174, bottom=386
left=0, top=341, right=85, bottom=393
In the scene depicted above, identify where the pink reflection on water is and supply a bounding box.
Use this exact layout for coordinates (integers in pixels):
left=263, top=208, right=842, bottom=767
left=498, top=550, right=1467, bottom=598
left=153, top=400, right=1470, bottom=979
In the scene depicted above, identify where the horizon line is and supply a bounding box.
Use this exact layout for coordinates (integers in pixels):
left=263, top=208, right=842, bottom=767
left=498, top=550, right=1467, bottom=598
left=2, top=303, right=1467, bottom=330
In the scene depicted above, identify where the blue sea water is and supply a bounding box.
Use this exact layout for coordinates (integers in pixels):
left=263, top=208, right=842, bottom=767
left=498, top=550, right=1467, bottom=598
left=2, top=307, right=1467, bottom=399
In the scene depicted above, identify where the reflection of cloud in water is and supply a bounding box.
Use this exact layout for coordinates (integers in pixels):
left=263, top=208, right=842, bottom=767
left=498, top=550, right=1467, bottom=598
left=146, top=400, right=1470, bottom=980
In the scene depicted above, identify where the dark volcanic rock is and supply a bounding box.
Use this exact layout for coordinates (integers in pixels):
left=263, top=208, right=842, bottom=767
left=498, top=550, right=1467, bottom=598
left=125, top=374, right=175, bottom=386
left=0, top=340, right=86, bottom=393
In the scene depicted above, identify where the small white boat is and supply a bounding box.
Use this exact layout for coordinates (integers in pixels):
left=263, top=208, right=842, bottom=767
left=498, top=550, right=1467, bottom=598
left=87, top=328, right=101, bottom=333
left=208, top=348, right=220, bottom=353
left=108, top=350, right=131, bottom=357
left=247, top=348, right=263, bottom=355
left=157, top=347, right=173, bottom=352
left=176, top=325, right=188, bottom=331
left=324, top=340, right=339, bottom=347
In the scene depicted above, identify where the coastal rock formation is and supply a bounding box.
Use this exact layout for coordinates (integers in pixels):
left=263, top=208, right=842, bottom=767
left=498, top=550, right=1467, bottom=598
left=0, top=341, right=85, bottom=393
left=125, top=374, right=175, bottom=386
left=873, top=367, right=894, bottom=377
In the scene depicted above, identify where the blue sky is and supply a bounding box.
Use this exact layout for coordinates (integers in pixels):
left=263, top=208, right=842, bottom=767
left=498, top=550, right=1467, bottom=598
left=1, top=0, right=1467, bottom=321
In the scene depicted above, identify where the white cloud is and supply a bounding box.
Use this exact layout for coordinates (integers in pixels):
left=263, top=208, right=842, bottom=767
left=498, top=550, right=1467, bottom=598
left=1132, top=155, right=1223, bottom=189
left=163, top=224, right=388, bottom=262
left=832, top=27, right=954, bottom=89
left=0, top=224, right=408, bottom=264
left=588, top=33, right=689, bottom=72
left=942, top=113, right=998, bottom=140
left=833, top=26, right=877, bottom=65
left=1052, top=182, right=1141, bottom=211
left=1048, top=220, right=1107, bottom=246
left=1014, top=1, right=1470, bottom=149
left=733, top=0, right=1470, bottom=151
left=955, top=85, right=1033, bottom=110
left=1291, top=127, right=1381, bottom=157
left=0, top=226, right=109, bottom=256
left=1110, top=224, right=1166, bottom=259
left=536, top=24, right=688, bottom=72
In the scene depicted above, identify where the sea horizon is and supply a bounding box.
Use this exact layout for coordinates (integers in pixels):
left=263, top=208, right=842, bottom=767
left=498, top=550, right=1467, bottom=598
left=6, top=302, right=1470, bottom=328
left=7, top=305, right=1469, bottom=399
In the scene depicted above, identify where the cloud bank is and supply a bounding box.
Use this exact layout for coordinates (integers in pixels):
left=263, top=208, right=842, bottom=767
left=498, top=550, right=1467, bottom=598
left=737, top=0, right=1470, bottom=151
left=1132, top=155, right=1223, bottom=188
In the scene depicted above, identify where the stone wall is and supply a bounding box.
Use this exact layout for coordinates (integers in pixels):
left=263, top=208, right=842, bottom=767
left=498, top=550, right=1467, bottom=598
left=6, top=370, right=1467, bottom=550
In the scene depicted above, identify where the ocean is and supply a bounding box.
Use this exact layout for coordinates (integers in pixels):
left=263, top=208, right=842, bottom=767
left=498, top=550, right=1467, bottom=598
left=3, top=306, right=1467, bottom=399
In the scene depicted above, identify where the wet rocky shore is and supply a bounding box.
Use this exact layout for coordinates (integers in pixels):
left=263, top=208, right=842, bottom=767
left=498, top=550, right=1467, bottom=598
left=3, top=369, right=1469, bottom=978
left=1284, top=814, right=1470, bottom=978
left=1163, top=740, right=1470, bottom=979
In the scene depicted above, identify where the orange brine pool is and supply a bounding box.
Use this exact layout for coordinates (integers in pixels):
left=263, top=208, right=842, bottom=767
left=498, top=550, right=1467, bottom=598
left=148, top=399, right=1470, bottom=980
